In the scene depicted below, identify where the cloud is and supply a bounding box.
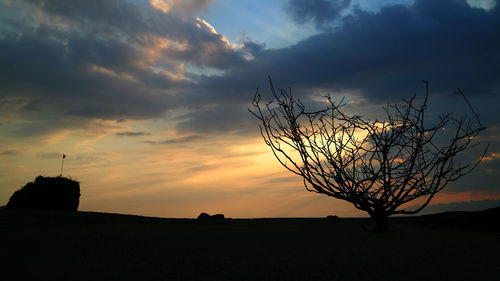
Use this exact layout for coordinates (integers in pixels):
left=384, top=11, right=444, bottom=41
left=145, top=134, right=203, bottom=145
left=467, top=0, right=497, bottom=10
left=0, top=150, right=19, bottom=156
left=285, top=0, right=351, bottom=29
left=0, top=0, right=247, bottom=137
left=1, top=0, right=499, bottom=142
left=116, top=131, right=150, bottom=136
left=174, top=104, right=256, bottom=134
left=150, top=0, right=214, bottom=15
left=261, top=176, right=300, bottom=185
left=268, top=0, right=500, bottom=100
left=37, top=152, right=62, bottom=159
left=177, top=0, right=500, bottom=136
left=189, top=163, right=221, bottom=172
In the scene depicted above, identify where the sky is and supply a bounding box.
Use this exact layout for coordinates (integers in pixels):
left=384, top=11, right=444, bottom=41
left=0, top=0, right=499, bottom=218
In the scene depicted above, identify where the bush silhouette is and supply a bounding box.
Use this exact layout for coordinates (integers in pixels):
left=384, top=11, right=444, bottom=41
left=7, top=176, right=80, bottom=211
left=197, top=213, right=225, bottom=221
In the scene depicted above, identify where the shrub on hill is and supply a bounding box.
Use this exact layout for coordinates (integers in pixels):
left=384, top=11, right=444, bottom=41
left=197, top=213, right=225, bottom=221
left=7, top=176, right=80, bottom=211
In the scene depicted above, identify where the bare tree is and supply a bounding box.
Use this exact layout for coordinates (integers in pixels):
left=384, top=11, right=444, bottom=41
left=250, top=78, right=487, bottom=231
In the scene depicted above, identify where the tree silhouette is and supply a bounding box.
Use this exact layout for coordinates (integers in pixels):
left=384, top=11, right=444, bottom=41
left=250, top=78, right=487, bottom=231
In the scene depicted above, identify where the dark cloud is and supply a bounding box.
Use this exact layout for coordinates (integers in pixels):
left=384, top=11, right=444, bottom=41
left=1, top=6, right=168, bottom=122
left=189, top=163, right=221, bottom=172
left=179, top=0, right=500, bottom=136
left=0, top=150, right=20, bottom=156
left=115, top=131, right=150, bottom=136
left=285, top=0, right=351, bottom=29
left=174, top=104, right=255, bottom=134
left=0, top=0, right=247, bottom=136
left=257, top=0, right=500, bottom=101
left=145, top=134, right=203, bottom=145
left=261, top=176, right=300, bottom=185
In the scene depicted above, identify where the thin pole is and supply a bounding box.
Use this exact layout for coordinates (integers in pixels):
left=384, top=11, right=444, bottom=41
left=60, top=154, right=66, bottom=176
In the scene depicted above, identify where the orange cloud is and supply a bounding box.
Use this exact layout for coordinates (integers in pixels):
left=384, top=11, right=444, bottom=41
left=480, top=152, right=498, bottom=162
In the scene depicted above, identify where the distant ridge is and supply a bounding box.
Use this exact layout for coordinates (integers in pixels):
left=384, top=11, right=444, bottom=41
left=403, top=206, right=500, bottom=232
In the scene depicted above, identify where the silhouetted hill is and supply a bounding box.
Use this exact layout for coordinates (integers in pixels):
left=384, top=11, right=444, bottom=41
left=7, top=176, right=80, bottom=211
left=401, top=206, right=500, bottom=232
left=0, top=209, right=189, bottom=225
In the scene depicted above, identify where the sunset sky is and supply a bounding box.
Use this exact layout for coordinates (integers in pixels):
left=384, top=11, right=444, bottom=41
left=1, top=0, right=499, bottom=218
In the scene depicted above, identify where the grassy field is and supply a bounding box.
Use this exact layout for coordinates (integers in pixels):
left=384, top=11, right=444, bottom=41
left=1, top=209, right=499, bottom=281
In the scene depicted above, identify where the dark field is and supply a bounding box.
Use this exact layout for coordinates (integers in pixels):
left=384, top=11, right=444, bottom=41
left=1, top=209, right=499, bottom=281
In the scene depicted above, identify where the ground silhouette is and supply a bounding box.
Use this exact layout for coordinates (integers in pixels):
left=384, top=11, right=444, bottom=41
left=7, top=176, right=80, bottom=211
left=0, top=207, right=498, bottom=281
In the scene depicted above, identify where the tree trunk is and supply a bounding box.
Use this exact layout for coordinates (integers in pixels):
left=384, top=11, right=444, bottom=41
left=371, top=210, right=390, bottom=232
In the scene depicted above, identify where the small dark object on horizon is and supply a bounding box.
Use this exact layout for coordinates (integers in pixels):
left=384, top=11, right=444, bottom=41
left=197, top=212, right=211, bottom=219
left=197, top=212, right=225, bottom=221
left=7, top=176, right=80, bottom=211
left=326, top=215, right=340, bottom=222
